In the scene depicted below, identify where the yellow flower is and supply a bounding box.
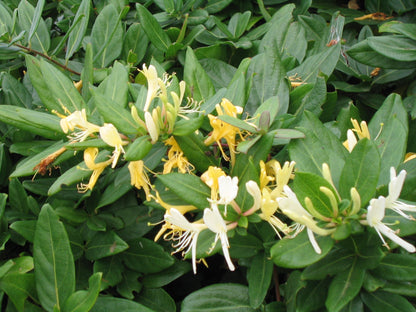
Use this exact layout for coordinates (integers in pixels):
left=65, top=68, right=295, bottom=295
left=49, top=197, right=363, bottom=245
left=78, top=148, right=112, bottom=193
left=343, top=118, right=371, bottom=152
left=201, top=167, right=226, bottom=201
left=267, top=160, right=295, bottom=199
left=99, top=123, right=126, bottom=168
left=259, top=160, right=274, bottom=189
left=128, top=160, right=153, bottom=201
left=204, top=98, right=244, bottom=167
left=59, top=109, right=100, bottom=142
left=163, top=137, right=194, bottom=174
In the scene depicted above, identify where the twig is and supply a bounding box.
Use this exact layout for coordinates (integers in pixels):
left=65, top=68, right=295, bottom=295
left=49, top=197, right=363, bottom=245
left=13, top=43, right=81, bottom=76
left=273, top=265, right=281, bottom=302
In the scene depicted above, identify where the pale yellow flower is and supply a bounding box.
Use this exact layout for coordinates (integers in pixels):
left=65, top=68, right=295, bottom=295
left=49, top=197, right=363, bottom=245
left=59, top=109, right=100, bottom=142
left=267, top=160, right=295, bottom=199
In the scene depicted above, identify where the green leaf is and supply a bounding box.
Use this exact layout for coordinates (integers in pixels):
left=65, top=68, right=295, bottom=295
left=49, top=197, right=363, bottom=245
left=1, top=72, right=32, bottom=108
left=91, top=4, right=123, bottom=67
left=9, top=221, right=36, bottom=243
left=288, top=111, right=348, bottom=187
left=11, top=141, right=66, bottom=178
left=173, top=115, right=205, bottom=136
left=34, top=205, right=75, bottom=312
left=28, top=0, right=45, bottom=43
left=66, top=0, right=90, bottom=60
left=296, top=279, right=328, bottom=312
left=175, top=133, right=218, bottom=172
left=97, top=61, right=129, bottom=108
left=93, top=257, right=123, bottom=290
left=325, top=258, right=365, bottom=312
left=302, top=248, right=354, bottom=280
left=142, top=261, right=191, bottom=288
left=136, top=4, right=171, bottom=52
left=347, top=39, right=416, bottom=69
left=379, top=22, right=416, bottom=41
left=339, top=139, right=380, bottom=205
left=292, top=172, right=339, bottom=218
left=62, top=272, right=101, bottom=312
left=289, top=75, right=327, bottom=116
left=285, top=271, right=306, bottom=312
left=361, top=290, right=416, bottom=312
left=85, top=231, right=129, bottom=260
left=123, top=238, right=174, bottom=274
left=247, top=252, right=273, bottom=308
left=181, top=283, right=254, bottom=312
left=40, top=59, right=85, bottom=112
left=122, top=23, right=148, bottom=65
left=229, top=233, right=263, bottom=258
left=184, top=47, right=215, bottom=102
left=368, top=93, right=408, bottom=185
left=371, top=254, right=416, bottom=282
left=246, top=48, right=289, bottom=115
left=18, top=0, right=50, bottom=53
left=124, top=136, right=153, bottom=161
left=92, top=90, right=140, bottom=135
left=271, top=229, right=334, bottom=268
left=259, top=4, right=294, bottom=54
left=383, top=281, right=416, bottom=297
left=157, top=172, right=211, bottom=209
left=367, top=36, right=416, bottom=62
left=0, top=106, right=64, bottom=140
left=47, top=161, right=93, bottom=196
left=90, top=296, right=154, bottom=312
left=0, top=273, right=37, bottom=312
left=135, top=288, right=176, bottom=312
left=218, top=115, right=258, bottom=132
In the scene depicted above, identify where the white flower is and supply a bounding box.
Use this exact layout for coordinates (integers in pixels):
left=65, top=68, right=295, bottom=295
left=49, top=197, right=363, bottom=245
left=278, top=185, right=333, bottom=254
left=203, top=205, right=235, bottom=271
left=99, top=123, right=125, bottom=168
left=164, top=209, right=206, bottom=274
left=144, top=111, right=159, bottom=143
left=218, top=176, right=238, bottom=205
left=344, top=129, right=358, bottom=152
left=367, top=196, right=415, bottom=253
left=385, top=167, right=416, bottom=219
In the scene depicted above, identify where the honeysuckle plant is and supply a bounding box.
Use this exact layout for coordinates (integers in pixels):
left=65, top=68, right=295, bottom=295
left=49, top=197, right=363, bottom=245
left=1, top=1, right=416, bottom=311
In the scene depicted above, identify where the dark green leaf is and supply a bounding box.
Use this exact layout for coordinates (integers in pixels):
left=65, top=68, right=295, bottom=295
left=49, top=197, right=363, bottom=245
left=90, top=296, right=154, bottom=312
left=181, top=283, right=254, bottom=312
left=271, top=229, right=334, bottom=268
left=247, top=252, right=273, bottom=308
left=34, top=205, right=75, bottom=312
left=85, top=231, right=129, bottom=260
left=339, top=139, right=380, bottom=205
left=62, top=272, right=101, bottom=312
left=325, top=258, right=365, bottom=312
left=66, top=0, right=90, bottom=60
left=123, top=238, right=174, bottom=274
left=157, top=172, right=211, bottom=209
left=361, top=290, right=416, bottom=312
left=136, top=4, right=171, bottom=52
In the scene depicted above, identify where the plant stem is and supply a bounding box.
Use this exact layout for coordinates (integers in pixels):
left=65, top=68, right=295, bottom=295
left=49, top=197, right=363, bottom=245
left=13, top=43, right=81, bottom=76
left=273, top=265, right=281, bottom=302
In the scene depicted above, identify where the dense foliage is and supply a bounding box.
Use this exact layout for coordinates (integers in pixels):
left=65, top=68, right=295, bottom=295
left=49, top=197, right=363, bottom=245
left=1, top=0, right=416, bottom=311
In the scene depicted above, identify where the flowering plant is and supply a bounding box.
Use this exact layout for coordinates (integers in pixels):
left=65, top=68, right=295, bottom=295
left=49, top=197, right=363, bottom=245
left=1, top=0, right=416, bottom=311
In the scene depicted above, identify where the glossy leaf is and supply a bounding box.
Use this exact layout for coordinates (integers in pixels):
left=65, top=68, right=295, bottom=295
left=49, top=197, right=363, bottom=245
left=85, top=231, right=129, bottom=260
left=62, top=272, right=101, bottom=312
left=181, top=284, right=254, bottom=312
left=247, top=252, right=273, bottom=308
left=66, top=0, right=90, bottom=60
left=361, top=290, right=416, bottom=312
left=157, top=172, right=211, bottom=209
left=34, top=205, right=75, bottom=312
left=339, top=139, right=380, bottom=205
left=271, top=229, right=334, bottom=268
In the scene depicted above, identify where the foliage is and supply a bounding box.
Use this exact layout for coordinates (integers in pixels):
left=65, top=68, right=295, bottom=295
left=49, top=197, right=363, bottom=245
left=1, top=0, right=416, bottom=311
